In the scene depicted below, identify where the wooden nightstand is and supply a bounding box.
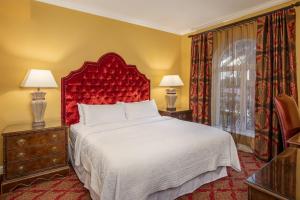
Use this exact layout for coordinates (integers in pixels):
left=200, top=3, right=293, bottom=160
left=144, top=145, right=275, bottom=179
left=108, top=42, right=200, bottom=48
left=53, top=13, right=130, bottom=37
left=1, top=121, right=70, bottom=193
left=159, top=108, right=192, bottom=121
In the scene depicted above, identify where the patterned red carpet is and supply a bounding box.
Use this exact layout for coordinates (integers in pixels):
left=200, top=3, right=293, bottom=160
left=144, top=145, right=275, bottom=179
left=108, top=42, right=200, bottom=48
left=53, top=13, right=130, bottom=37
left=2, top=151, right=264, bottom=200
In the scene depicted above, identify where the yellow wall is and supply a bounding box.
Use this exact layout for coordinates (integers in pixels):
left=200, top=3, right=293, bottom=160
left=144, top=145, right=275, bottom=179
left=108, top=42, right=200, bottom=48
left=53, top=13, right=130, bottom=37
left=1, top=0, right=300, bottom=166
left=180, top=0, right=300, bottom=108
left=0, top=0, right=181, bottom=164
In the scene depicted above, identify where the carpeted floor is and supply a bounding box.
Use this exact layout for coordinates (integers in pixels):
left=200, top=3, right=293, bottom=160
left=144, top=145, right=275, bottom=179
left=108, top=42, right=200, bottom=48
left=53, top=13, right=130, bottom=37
left=1, top=151, right=264, bottom=200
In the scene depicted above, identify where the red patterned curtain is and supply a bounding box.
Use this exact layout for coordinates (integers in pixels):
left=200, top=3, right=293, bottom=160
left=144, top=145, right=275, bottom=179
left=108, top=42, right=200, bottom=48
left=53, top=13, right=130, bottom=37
left=190, top=32, right=213, bottom=125
left=255, top=8, right=298, bottom=161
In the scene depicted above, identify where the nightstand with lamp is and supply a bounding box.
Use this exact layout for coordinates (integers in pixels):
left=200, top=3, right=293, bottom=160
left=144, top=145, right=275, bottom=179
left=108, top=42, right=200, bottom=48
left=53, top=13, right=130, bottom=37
left=1, top=69, right=70, bottom=193
left=158, top=75, right=192, bottom=121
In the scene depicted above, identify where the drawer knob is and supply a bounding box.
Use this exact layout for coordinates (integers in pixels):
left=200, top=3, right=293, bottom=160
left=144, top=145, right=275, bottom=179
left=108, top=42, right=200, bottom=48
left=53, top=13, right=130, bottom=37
left=52, top=158, right=58, bottom=164
left=17, top=152, right=25, bottom=158
left=51, top=146, right=57, bottom=152
left=17, top=139, right=26, bottom=146
left=52, top=134, right=58, bottom=139
left=18, top=165, right=24, bottom=172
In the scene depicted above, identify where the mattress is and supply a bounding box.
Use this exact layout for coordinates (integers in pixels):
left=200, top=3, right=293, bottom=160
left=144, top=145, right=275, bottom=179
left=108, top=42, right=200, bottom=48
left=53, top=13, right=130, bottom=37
left=69, top=117, right=165, bottom=146
left=69, top=141, right=227, bottom=200
left=69, top=116, right=240, bottom=200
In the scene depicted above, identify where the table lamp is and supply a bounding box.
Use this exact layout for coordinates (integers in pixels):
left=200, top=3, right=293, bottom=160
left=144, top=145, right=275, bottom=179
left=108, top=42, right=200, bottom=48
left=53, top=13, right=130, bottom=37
left=21, top=69, right=58, bottom=127
left=159, top=75, right=183, bottom=111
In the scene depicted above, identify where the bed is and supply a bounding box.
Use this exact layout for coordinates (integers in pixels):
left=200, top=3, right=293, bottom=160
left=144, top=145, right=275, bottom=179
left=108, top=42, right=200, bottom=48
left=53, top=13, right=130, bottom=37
left=61, top=52, right=241, bottom=200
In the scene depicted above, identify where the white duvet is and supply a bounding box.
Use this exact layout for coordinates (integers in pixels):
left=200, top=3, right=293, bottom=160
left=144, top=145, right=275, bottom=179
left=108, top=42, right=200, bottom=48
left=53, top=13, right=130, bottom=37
left=72, top=116, right=241, bottom=200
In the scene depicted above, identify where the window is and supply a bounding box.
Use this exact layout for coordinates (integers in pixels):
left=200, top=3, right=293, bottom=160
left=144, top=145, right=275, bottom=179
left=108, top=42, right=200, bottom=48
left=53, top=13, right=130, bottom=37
left=212, top=30, right=256, bottom=137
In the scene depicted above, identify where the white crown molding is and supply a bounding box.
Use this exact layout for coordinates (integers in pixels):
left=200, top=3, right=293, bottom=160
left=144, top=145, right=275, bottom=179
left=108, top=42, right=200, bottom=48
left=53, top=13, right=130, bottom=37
left=37, top=0, right=292, bottom=35
left=36, top=0, right=180, bottom=35
left=182, top=0, right=292, bottom=35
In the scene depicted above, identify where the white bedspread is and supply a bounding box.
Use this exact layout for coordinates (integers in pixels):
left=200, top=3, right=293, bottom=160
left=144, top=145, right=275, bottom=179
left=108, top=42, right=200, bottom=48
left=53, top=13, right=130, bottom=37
left=72, top=116, right=241, bottom=200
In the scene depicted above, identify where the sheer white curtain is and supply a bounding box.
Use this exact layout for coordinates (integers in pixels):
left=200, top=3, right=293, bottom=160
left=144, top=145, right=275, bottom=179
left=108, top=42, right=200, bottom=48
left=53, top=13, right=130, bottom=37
left=211, top=22, right=257, bottom=150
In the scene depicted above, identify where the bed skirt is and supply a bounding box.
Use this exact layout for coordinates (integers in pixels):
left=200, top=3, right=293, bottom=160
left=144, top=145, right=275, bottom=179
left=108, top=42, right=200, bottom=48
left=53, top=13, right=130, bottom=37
left=68, top=140, right=227, bottom=200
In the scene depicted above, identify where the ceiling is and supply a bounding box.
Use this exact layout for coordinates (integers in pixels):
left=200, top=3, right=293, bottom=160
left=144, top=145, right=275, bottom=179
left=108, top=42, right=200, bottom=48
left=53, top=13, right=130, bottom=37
left=37, top=0, right=291, bottom=35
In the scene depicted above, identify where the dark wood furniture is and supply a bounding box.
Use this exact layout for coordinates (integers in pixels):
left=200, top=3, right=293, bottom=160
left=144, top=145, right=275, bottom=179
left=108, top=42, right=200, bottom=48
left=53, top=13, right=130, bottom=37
left=159, top=108, right=192, bottom=121
left=1, top=121, right=70, bottom=193
left=288, top=133, right=300, bottom=148
left=246, top=148, right=299, bottom=200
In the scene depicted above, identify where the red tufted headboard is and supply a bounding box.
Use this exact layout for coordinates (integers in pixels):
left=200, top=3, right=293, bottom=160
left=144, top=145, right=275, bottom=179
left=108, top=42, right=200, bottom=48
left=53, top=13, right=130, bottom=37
left=61, top=52, right=150, bottom=125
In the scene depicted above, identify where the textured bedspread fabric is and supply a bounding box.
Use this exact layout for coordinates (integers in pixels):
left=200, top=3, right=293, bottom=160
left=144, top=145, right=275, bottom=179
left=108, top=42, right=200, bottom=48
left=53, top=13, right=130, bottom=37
left=71, top=116, right=241, bottom=200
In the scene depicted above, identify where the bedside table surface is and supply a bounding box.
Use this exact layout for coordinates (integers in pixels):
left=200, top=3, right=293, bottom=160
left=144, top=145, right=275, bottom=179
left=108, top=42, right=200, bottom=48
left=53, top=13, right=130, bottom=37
left=3, top=120, right=65, bottom=135
left=159, top=108, right=191, bottom=113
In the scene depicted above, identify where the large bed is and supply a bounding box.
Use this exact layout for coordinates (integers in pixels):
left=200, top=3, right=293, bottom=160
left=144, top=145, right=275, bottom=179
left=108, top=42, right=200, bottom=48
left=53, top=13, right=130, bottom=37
left=62, top=53, right=241, bottom=200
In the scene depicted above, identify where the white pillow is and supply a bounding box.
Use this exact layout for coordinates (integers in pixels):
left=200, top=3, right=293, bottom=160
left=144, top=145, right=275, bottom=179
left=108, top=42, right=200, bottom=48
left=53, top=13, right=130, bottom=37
left=124, top=100, right=160, bottom=120
left=77, top=103, right=85, bottom=124
left=81, top=103, right=126, bottom=126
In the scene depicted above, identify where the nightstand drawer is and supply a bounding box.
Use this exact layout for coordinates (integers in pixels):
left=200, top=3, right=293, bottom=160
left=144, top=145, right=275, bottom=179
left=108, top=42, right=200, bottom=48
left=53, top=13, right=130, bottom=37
left=159, top=109, right=192, bottom=122
left=6, top=130, right=65, bottom=150
left=6, top=155, right=66, bottom=180
left=173, top=112, right=191, bottom=120
left=6, top=143, right=65, bottom=162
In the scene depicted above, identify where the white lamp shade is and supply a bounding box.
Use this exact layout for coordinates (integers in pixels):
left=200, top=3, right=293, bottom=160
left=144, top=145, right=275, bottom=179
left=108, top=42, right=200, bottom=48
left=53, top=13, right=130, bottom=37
left=159, top=75, right=184, bottom=87
left=21, top=69, right=58, bottom=88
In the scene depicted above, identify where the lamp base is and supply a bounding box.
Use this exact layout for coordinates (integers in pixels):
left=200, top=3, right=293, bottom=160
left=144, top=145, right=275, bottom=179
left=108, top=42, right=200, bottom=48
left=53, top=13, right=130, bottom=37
left=166, top=107, right=176, bottom=111
left=31, top=91, right=47, bottom=128
left=32, top=121, right=45, bottom=128
left=165, top=88, right=177, bottom=111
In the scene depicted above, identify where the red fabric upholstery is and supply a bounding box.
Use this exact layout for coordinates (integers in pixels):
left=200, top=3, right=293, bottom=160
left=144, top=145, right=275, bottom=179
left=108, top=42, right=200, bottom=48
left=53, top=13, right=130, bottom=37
left=274, top=94, right=300, bottom=148
left=61, top=53, right=150, bottom=125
